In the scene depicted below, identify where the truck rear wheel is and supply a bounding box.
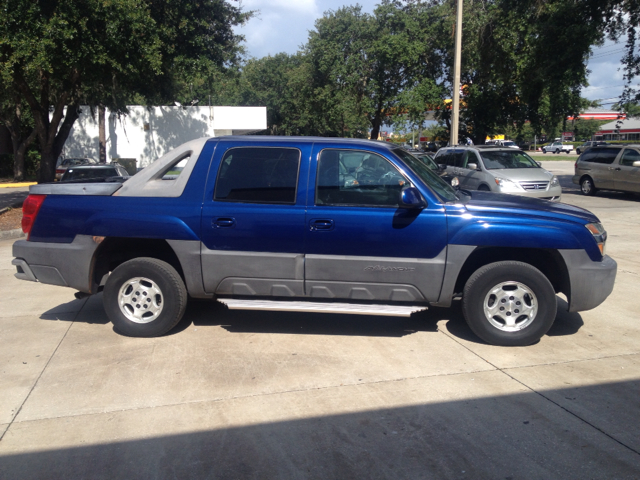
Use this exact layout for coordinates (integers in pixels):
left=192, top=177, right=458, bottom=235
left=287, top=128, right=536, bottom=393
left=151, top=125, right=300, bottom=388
left=103, top=258, right=187, bottom=337
left=462, top=261, right=557, bottom=346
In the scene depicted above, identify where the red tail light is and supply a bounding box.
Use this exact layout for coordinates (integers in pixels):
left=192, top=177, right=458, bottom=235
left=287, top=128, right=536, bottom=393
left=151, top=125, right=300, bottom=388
left=22, top=194, right=46, bottom=239
left=56, top=168, right=64, bottom=174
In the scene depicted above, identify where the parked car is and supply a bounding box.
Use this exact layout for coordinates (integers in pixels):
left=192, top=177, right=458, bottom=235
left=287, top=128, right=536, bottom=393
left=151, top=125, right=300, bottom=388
left=434, top=145, right=562, bottom=201
left=410, top=151, right=460, bottom=187
left=13, top=136, right=615, bottom=346
left=499, top=140, right=520, bottom=149
left=573, top=144, right=640, bottom=195
left=576, top=141, right=608, bottom=155
left=55, top=157, right=98, bottom=180
left=60, top=163, right=130, bottom=182
left=542, top=142, right=573, bottom=154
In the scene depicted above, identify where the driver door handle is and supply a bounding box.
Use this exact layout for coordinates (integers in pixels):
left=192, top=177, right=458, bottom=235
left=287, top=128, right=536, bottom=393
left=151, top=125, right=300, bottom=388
left=309, top=219, right=334, bottom=231
left=213, top=217, right=236, bottom=228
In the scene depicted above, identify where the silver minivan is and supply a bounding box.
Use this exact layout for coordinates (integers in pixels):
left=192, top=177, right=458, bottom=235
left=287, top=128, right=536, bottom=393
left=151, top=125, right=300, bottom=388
left=572, top=145, right=640, bottom=195
left=434, top=146, right=562, bottom=201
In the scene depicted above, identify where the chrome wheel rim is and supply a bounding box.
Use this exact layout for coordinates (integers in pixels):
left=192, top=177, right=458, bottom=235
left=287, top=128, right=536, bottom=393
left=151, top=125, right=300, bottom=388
left=118, top=277, right=164, bottom=324
left=581, top=179, right=592, bottom=194
left=483, top=281, right=538, bottom=332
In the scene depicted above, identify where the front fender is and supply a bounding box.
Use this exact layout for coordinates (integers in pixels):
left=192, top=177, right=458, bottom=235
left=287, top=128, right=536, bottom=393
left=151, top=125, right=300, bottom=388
left=448, top=221, right=584, bottom=250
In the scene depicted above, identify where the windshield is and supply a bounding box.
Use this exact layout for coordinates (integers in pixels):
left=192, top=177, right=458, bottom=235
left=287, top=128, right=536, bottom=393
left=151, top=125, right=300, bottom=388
left=392, top=149, right=458, bottom=202
left=502, top=141, right=516, bottom=147
left=480, top=150, right=539, bottom=169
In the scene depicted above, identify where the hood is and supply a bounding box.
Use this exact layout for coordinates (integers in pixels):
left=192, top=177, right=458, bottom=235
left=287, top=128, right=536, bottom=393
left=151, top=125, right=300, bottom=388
left=484, top=167, right=553, bottom=182
left=457, top=190, right=599, bottom=224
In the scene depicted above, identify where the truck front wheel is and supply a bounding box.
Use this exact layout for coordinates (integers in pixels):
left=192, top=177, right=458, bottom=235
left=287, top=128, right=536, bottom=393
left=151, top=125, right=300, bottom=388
left=103, top=258, right=187, bottom=337
left=462, top=261, right=557, bottom=346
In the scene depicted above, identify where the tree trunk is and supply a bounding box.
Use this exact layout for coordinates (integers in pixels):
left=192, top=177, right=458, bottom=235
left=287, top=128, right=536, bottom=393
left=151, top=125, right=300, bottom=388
left=35, top=105, right=80, bottom=183
left=370, top=111, right=383, bottom=140
left=98, top=104, right=106, bottom=163
left=11, top=129, right=37, bottom=182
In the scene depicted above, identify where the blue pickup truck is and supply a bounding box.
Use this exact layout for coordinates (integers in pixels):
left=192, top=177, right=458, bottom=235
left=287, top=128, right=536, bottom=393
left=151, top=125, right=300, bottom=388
left=12, top=137, right=617, bottom=346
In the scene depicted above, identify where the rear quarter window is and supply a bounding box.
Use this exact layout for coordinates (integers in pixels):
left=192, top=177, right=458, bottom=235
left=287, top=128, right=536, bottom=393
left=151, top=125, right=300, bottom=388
left=595, top=148, right=622, bottom=164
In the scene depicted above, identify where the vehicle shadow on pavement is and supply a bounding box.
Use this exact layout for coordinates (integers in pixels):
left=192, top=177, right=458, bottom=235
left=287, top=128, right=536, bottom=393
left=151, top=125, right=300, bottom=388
left=442, top=297, right=583, bottom=345
left=175, top=299, right=442, bottom=338
left=2, top=380, right=639, bottom=479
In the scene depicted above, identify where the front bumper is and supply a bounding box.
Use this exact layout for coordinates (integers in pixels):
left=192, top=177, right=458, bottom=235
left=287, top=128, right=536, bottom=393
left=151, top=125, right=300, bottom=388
left=559, top=249, right=617, bottom=312
left=497, top=185, right=563, bottom=202
left=12, top=235, right=99, bottom=293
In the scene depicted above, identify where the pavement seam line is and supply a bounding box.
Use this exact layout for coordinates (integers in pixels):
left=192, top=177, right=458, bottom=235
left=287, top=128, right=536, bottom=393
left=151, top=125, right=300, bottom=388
left=0, top=298, right=87, bottom=443
left=8, top=356, right=499, bottom=425
left=438, top=328, right=640, bottom=458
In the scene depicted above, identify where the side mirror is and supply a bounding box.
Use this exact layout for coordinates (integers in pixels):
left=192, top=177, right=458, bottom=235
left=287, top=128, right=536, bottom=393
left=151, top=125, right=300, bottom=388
left=536, top=161, right=542, bottom=167
left=399, top=186, right=426, bottom=209
left=633, top=161, right=640, bottom=168
left=437, top=164, right=447, bottom=171
left=467, top=163, right=478, bottom=170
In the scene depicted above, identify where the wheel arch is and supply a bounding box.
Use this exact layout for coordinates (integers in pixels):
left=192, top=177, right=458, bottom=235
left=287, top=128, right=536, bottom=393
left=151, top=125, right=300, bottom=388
left=91, top=237, right=186, bottom=294
left=453, top=247, right=571, bottom=301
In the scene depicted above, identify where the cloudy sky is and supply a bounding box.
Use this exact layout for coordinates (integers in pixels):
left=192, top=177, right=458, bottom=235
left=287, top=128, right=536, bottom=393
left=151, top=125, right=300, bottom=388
left=236, top=0, right=634, bottom=109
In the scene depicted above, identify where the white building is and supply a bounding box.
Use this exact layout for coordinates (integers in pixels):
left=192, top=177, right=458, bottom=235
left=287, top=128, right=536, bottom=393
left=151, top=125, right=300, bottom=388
left=62, top=105, right=267, bottom=167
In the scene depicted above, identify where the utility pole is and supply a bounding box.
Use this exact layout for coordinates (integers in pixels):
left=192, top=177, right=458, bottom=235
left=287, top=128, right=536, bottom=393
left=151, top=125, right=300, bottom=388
left=450, top=0, right=463, bottom=146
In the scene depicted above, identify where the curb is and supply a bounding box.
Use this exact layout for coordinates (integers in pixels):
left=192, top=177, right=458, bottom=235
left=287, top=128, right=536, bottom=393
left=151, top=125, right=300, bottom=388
left=0, top=182, right=36, bottom=188
left=0, top=228, right=24, bottom=240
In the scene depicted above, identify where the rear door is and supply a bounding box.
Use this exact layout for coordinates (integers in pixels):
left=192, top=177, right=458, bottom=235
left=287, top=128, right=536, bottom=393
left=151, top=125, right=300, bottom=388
left=200, top=142, right=310, bottom=296
left=304, top=146, right=449, bottom=303
left=614, top=148, right=640, bottom=193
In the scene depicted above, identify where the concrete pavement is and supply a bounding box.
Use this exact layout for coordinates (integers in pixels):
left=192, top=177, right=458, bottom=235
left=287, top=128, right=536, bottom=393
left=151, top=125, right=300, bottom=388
left=0, top=166, right=639, bottom=479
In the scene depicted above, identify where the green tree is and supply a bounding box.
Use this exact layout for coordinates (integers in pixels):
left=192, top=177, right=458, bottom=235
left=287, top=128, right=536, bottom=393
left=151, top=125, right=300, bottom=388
left=0, top=0, right=250, bottom=183
left=306, top=2, right=442, bottom=139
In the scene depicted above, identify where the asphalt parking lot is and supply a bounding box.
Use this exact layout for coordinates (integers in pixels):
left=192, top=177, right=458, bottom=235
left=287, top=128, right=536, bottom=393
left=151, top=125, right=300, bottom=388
left=1, top=161, right=639, bottom=479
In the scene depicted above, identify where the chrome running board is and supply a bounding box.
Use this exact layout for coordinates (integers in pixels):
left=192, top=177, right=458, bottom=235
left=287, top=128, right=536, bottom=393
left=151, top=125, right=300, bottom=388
left=218, top=299, right=427, bottom=317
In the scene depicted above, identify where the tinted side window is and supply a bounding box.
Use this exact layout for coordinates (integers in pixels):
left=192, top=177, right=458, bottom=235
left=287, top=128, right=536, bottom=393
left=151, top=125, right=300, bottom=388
left=452, top=150, right=465, bottom=167
left=435, top=151, right=450, bottom=166
left=316, top=149, right=407, bottom=207
left=595, top=148, right=621, bottom=164
left=620, top=149, right=640, bottom=166
left=214, top=147, right=300, bottom=204
left=580, top=150, right=598, bottom=163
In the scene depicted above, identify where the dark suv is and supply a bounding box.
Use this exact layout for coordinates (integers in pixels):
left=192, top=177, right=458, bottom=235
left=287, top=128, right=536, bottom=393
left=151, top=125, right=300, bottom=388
left=573, top=145, right=640, bottom=195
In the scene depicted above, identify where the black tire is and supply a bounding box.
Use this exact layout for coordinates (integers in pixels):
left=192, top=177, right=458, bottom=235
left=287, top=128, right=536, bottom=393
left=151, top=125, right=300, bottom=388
left=580, top=176, right=597, bottom=196
left=542, top=149, right=547, bottom=154
left=103, top=257, right=187, bottom=337
left=576, top=149, right=581, bottom=155
left=462, top=261, right=557, bottom=346
left=478, top=184, right=491, bottom=191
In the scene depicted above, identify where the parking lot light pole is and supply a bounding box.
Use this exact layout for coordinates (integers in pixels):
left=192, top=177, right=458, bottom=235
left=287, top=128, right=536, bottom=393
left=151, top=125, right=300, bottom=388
left=451, top=0, right=463, bottom=146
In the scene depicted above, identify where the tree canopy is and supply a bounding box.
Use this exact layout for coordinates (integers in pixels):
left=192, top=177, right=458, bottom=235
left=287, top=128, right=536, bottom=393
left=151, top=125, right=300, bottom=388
left=0, top=0, right=250, bottom=182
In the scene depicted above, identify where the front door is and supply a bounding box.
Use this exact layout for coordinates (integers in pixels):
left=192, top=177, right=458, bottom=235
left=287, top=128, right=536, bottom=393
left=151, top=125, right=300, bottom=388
left=304, top=146, right=448, bottom=303
left=200, top=143, right=310, bottom=296
left=614, top=148, right=640, bottom=193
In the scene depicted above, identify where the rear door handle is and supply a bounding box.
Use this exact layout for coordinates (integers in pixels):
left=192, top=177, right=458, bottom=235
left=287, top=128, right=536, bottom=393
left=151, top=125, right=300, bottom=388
left=309, top=219, right=334, bottom=231
left=213, top=217, right=236, bottom=228
left=608, top=167, right=621, bottom=171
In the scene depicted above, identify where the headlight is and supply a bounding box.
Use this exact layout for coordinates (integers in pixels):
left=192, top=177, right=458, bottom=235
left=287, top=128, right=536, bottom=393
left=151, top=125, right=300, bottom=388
left=585, top=222, right=607, bottom=256
left=494, top=177, right=522, bottom=191
left=550, top=175, right=559, bottom=187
